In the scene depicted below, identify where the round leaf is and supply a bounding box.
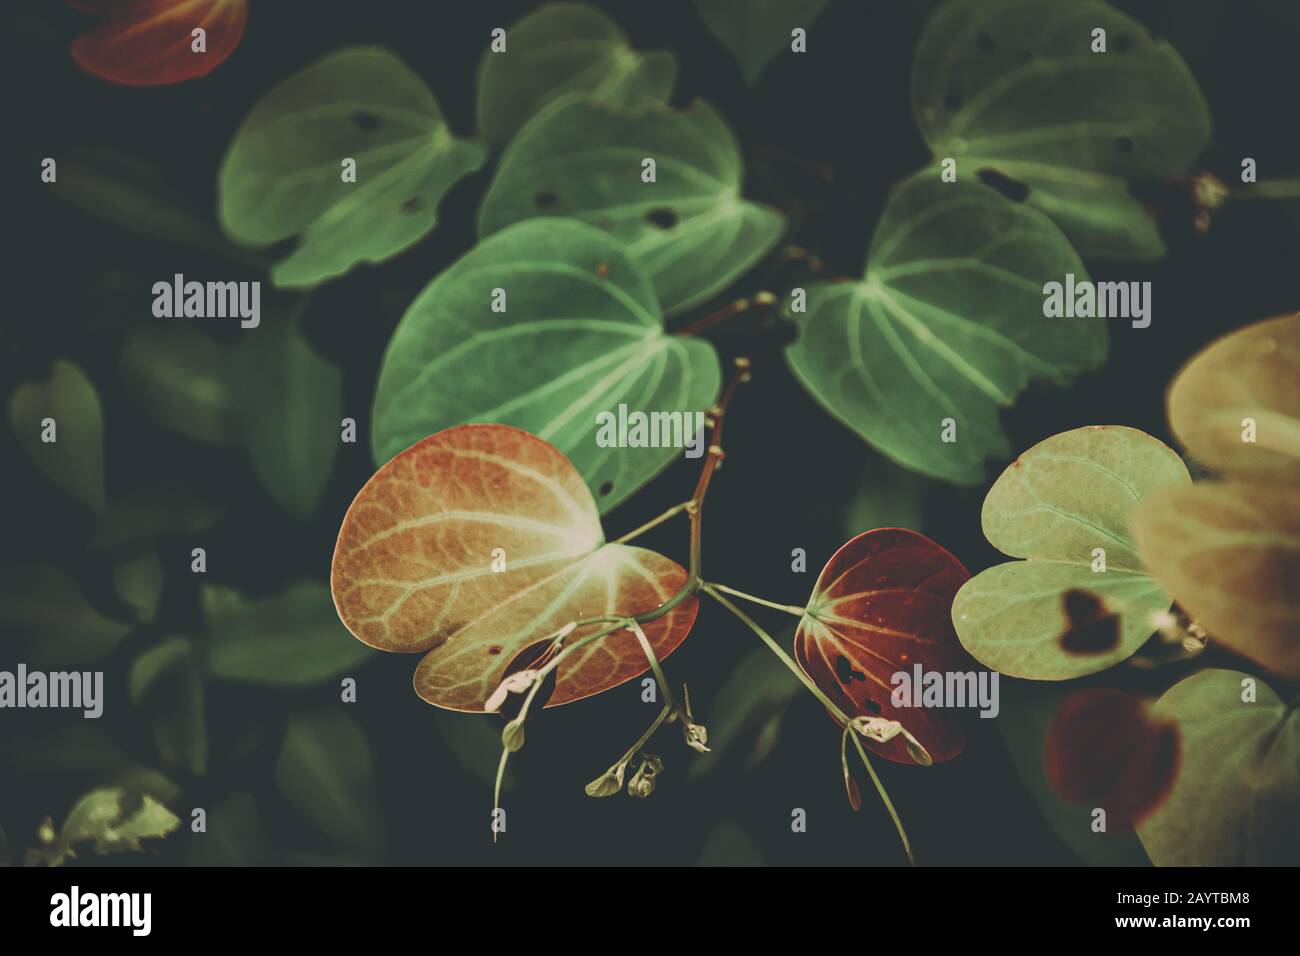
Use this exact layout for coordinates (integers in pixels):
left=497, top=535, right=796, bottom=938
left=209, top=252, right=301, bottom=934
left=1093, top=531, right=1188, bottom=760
left=913, top=0, right=1210, bottom=258
left=479, top=96, right=785, bottom=316
left=1137, top=669, right=1299, bottom=865
left=9, top=359, right=105, bottom=511
left=694, top=0, right=829, bottom=86
left=371, top=218, right=720, bottom=512
left=331, top=423, right=698, bottom=711
left=952, top=426, right=1190, bottom=679
left=1132, top=480, right=1300, bottom=679
left=1167, top=312, right=1300, bottom=482
left=70, top=0, right=247, bottom=86
left=785, top=175, right=1106, bottom=483
left=476, top=3, right=676, bottom=146
left=796, top=529, right=974, bottom=764
left=218, top=46, right=487, bottom=288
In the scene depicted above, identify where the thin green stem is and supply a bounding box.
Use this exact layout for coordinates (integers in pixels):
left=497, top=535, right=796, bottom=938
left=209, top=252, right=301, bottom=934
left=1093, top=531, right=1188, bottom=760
left=1234, top=177, right=1300, bottom=199
left=627, top=620, right=677, bottom=717
left=848, top=729, right=914, bottom=865
left=705, top=581, right=805, bottom=617
left=613, top=500, right=691, bottom=544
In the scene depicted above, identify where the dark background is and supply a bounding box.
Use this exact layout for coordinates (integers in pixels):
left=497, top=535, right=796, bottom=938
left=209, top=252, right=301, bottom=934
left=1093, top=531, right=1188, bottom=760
left=3, top=0, right=1298, bottom=866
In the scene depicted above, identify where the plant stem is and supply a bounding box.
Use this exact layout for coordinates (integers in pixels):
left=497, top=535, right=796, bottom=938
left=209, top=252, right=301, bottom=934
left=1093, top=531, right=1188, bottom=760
left=689, top=358, right=751, bottom=579
left=705, top=581, right=805, bottom=617
left=627, top=620, right=677, bottom=716
left=675, top=293, right=777, bottom=338
left=1234, top=177, right=1300, bottom=199
left=848, top=729, right=914, bottom=865
left=613, top=500, right=691, bottom=544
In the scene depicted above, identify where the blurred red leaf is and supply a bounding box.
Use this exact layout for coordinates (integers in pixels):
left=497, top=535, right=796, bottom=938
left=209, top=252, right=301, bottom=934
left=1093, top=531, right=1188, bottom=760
left=331, top=424, right=697, bottom=712
left=795, top=529, right=975, bottom=765
left=1045, top=688, right=1180, bottom=829
left=69, top=0, right=247, bottom=86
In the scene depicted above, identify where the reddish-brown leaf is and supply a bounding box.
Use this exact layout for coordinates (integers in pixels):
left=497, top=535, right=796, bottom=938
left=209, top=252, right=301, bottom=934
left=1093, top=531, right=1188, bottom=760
left=69, top=0, right=247, bottom=86
left=331, top=424, right=696, bottom=712
left=795, top=529, right=974, bottom=764
left=1045, top=688, right=1179, bottom=829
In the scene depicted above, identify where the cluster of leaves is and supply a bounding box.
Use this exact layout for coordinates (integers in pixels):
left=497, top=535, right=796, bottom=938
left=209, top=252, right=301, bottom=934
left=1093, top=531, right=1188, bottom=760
left=950, top=312, right=1300, bottom=865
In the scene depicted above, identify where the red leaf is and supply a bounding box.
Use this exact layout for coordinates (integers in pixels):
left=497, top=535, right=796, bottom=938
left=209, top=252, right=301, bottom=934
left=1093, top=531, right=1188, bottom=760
left=795, top=529, right=974, bottom=764
left=69, top=0, right=247, bottom=86
left=1045, top=688, right=1179, bottom=829
left=331, top=425, right=697, bottom=712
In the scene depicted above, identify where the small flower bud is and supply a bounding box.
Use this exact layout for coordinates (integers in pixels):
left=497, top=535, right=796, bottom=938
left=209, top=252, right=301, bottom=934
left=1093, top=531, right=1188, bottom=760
left=584, top=761, right=627, bottom=798
left=501, top=719, right=525, bottom=753
left=682, top=720, right=710, bottom=753
left=626, top=755, right=664, bottom=799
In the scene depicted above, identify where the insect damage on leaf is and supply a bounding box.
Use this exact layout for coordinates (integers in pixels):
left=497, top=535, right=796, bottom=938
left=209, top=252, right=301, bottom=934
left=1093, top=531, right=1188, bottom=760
left=1058, top=589, right=1121, bottom=655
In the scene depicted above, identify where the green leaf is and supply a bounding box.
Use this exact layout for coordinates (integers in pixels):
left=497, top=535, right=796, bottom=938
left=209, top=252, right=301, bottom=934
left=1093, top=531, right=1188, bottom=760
left=30, top=787, right=180, bottom=867
left=1166, top=312, right=1300, bottom=483
left=113, top=551, right=164, bottom=623
left=118, top=325, right=233, bottom=445
left=0, top=565, right=130, bottom=666
left=1137, top=669, right=1299, bottom=865
left=1132, top=481, right=1300, bottom=679
left=275, top=710, right=386, bottom=855
left=479, top=95, right=785, bottom=315
left=231, top=316, right=342, bottom=520
left=91, top=480, right=226, bottom=550
left=952, top=426, right=1190, bottom=679
left=218, top=46, right=487, bottom=288
left=185, top=791, right=267, bottom=867
left=913, top=0, right=1211, bottom=258
left=785, top=175, right=1106, bottom=483
left=0, top=725, right=128, bottom=783
left=204, top=581, right=375, bottom=686
left=371, top=218, right=720, bottom=512
left=130, top=637, right=207, bottom=776
left=9, top=359, right=105, bottom=511
left=476, top=3, right=676, bottom=146
left=694, top=0, right=829, bottom=85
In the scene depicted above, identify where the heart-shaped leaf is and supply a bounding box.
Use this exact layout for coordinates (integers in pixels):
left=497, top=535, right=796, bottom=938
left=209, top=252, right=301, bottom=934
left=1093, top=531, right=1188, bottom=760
left=785, top=175, right=1106, bottom=483
left=1166, top=312, right=1300, bottom=482
left=795, top=528, right=974, bottom=764
left=371, top=218, right=720, bottom=512
left=70, top=0, right=247, bottom=86
left=1132, top=480, right=1300, bottom=679
left=218, top=46, right=487, bottom=288
left=1137, top=669, right=1299, bottom=865
left=204, top=581, right=375, bottom=686
left=231, top=317, right=342, bottom=520
left=9, top=359, right=105, bottom=511
left=1044, top=688, right=1178, bottom=829
left=694, top=0, right=830, bottom=85
left=913, top=0, right=1210, bottom=258
left=331, top=423, right=698, bottom=711
left=476, top=3, right=676, bottom=147
left=952, top=426, right=1190, bottom=679
left=479, top=96, right=785, bottom=316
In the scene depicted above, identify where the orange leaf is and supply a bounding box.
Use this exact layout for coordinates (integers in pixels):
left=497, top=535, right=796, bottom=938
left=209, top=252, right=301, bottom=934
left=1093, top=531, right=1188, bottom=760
left=331, top=425, right=696, bottom=711
left=70, top=0, right=247, bottom=86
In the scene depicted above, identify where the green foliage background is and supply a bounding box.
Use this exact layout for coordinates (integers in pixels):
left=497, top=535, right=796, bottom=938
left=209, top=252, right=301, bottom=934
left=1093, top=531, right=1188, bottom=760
left=3, top=0, right=1298, bottom=865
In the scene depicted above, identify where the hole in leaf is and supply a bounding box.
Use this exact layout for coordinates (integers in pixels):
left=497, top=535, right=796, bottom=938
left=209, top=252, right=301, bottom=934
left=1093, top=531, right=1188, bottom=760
left=400, top=196, right=424, bottom=215
left=977, top=168, right=1031, bottom=203
left=645, top=207, right=678, bottom=229
left=976, top=32, right=996, bottom=54
left=1115, top=136, right=1136, bottom=154
left=598, top=480, right=614, bottom=496
left=1059, top=589, right=1121, bottom=654
left=866, top=698, right=882, bottom=715
left=942, top=91, right=964, bottom=113
left=352, top=111, right=381, bottom=132
left=497, top=640, right=558, bottom=721
left=534, top=191, right=559, bottom=210
left=834, top=655, right=866, bottom=685
left=488, top=645, right=503, bottom=656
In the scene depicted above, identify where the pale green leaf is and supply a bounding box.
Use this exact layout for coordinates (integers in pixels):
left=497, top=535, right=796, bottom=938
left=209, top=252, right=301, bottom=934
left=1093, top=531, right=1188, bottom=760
left=694, top=0, right=829, bottom=85
left=371, top=218, right=720, bottom=512
left=913, top=0, right=1210, bottom=258
left=113, top=551, right=164, bottom=623
left=9, top=359, right=105, bottom=511
left=1138, top=669, right=1299, bottom=865
left=231, top=317, right=342, bottom=520
left=204, top=581, right=375, bottom=686
left=476, top=3, right=676, bottom=146
left=785, top=175, right=1106, bottom=483
left=952, top=426, right=1189, bottom=679
left=275, top=710, right=386, bottom=855
left=31, top=787, right=180, bottom=867
left=219, top=46, right=487, bottom=288
left=479, top=95, right=785, bottom=315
